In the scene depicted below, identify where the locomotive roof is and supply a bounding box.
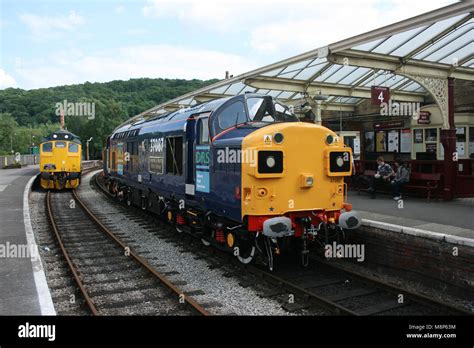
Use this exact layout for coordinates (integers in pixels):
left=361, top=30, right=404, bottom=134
left=111, top=93, right=277, bottom=139
left=41, top=129, right=81, bottom=144
left=112, top=96, right=233, bottom=136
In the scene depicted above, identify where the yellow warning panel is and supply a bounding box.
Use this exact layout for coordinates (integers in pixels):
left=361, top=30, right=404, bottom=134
left=264, top=134, right=272, bottom=145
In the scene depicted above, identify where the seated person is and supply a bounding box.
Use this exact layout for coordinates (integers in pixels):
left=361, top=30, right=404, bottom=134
left=368, top=156, right=393, bottom=198
left=390, top=160, right=410, bottom=200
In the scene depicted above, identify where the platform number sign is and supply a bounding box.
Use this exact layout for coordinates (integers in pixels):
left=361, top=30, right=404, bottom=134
left=371, top=86, right=390, bottom=105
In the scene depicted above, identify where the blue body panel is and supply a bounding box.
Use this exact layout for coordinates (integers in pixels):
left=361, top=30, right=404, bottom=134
left=106, top=94, right=288, bottom=223
left=108, top=98, right=256, bottom=223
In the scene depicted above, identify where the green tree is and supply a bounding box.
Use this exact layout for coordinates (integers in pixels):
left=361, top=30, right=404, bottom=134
left=0, top=78, right=218, bottom=157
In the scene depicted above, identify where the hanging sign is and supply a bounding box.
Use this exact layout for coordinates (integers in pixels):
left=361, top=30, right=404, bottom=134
left=417, top=111, right=431, bottom=124
left=371, top=86, right=390, bottom=105
left=374, top=121, right=404, bottom=129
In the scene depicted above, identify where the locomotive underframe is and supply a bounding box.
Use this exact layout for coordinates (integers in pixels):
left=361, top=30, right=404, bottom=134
left=105, top=175, right=348, bottom=269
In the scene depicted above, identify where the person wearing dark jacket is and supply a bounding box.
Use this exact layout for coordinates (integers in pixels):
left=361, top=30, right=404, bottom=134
left=368, top=156, right=393, bottom=198
left=390, top=160, right=410, bottom=200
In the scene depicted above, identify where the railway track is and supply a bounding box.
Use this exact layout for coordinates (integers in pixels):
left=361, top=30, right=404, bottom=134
left=92, top=170, right=472, bottom=316
left=242, top=259, right=473, bottom=316
left=45, top=188, right=210, bottom=316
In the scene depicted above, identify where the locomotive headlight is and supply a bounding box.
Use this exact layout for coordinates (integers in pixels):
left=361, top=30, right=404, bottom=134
left=258, top=151, right=283, bottom=174
left=266, top=156, right=276, bottom=168
left=328, top=151, right=351, bottom=175
left=300, top=174, right=314, bottom=188
left=274, top=132, right=284, bottom=144
left=326, top=134, right=334, bottom=145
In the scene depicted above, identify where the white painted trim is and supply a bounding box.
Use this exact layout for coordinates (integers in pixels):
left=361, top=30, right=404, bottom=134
left=362, top=218, right=474, bottom=248
left=185, top=184, right=195, bottom=195
left=23, top=174, right=56, bottom=315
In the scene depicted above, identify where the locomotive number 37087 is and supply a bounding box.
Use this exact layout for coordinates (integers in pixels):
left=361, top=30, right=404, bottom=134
left=150, top=138, right=164, bottom=153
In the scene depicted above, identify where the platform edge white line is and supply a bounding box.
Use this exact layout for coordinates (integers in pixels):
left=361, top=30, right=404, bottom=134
left=361, top=218, right=474, bottom=248
left=23, top=174, right=56, bottom=315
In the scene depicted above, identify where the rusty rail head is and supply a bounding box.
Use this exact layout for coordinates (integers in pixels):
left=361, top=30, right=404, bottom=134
left=45, top=190, right=99, bottom=315
left=71, top=189, right=210, bottom=316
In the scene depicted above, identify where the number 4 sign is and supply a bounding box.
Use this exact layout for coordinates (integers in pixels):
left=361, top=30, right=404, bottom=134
left=371, top=86, right=390, bottom=105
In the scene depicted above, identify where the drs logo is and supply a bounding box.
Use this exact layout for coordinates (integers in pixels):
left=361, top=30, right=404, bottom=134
left=196, top=151, right=210, bottom=166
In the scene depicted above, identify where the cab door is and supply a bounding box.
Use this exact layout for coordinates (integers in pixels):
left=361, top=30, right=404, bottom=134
left=194, top=116, right=211, bottom=197
left=185, top=117, right=197, bottom=199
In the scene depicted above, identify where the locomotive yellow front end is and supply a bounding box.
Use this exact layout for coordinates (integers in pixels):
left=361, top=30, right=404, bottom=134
left=39, top=131, right=82, bottom=190
left=241, top=122, right=360, bottom=266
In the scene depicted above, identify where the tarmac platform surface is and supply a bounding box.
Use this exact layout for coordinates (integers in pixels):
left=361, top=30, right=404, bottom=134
left=0, top=165, right=54, bottom=315
left=347, top=191, right=474, bottom=240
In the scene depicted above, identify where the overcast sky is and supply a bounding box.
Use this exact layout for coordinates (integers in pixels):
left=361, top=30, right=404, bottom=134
left=0, top=0, right=456, bottom=90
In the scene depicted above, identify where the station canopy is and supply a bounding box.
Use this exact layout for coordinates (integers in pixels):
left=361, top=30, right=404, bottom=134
left=119, top=1, right=473, bottom=128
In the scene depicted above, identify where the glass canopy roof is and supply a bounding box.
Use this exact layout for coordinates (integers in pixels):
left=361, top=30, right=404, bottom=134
left=118, top=2, right=473, bottom=127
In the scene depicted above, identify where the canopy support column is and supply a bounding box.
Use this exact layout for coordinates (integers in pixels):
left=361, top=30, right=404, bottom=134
left=440, top=77, right=456, bottom=201
left=400, top=73, right=455, bottom=200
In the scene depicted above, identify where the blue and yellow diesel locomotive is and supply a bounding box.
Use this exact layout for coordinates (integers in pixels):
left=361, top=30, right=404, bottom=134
left=39, top=129, right=82, bottom=189
left=103, top=94, right=360, bottom=269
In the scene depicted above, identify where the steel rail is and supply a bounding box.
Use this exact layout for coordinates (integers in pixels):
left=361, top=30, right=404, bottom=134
left=46, top=190, right=99, bottom=315
left=71, top=189, right=210, bottom=316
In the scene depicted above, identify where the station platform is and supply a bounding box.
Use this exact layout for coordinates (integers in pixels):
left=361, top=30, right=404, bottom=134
left=347, top=190, right=474, bottom=242
left=0, top=166, right=55, bottom=315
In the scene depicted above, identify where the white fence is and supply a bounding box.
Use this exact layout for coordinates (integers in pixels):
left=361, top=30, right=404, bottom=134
left=0, top=155, right=102, bottom=170
left=0, top=154, right=39, bottom=169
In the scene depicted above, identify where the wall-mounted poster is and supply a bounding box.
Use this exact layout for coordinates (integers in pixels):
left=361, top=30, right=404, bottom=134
left=400, top=129, right=411, bottom=153
left=365, top=131, right=375, bottom=152
left=456, top=142, right=465, bottom=157
left=353, top=137, right=361, bottom=155
left=426, top=143, right=437, bottom=153
left=376, top=131, right=386, bottom=152
left=414, top=129, right=423, bottom=143
left=387, top=130, right=399, bottom=152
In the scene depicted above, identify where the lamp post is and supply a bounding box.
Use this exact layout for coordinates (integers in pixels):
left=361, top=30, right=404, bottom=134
left=312, top=91, right=329, bottom=125
left=30, top=135, right=35, bottom=154
left=86, top=137, right=93, bottom=161
left=10, top=133, right=17, bottom=154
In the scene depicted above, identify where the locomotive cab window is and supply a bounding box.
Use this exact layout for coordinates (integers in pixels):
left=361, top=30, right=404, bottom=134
left=68, top=143, right=79, bottom=153
left=166, top=136, right=183, bottom=175
left=247, top=97, right=273, bottom=122
left=199, top=117, right=210, bottom=144
left=42, top=142, right=53, bottom=152
left=214, top=101, right=247, bottom=134
left=247, top=97, right=298, bottom=123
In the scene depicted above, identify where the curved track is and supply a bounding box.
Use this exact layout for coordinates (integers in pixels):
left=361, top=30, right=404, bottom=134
left=45, top=188, right=210, bottom=316
left=93, top=171, right=472, bottom=316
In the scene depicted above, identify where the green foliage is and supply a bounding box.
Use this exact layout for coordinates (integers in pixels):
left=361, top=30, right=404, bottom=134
left=0, top=78, right=217, bottom=157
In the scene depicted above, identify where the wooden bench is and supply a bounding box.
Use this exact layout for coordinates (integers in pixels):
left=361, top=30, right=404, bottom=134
left=356, top=170, right=376, bottom=195
left=403, top=172, right=441, bottom=201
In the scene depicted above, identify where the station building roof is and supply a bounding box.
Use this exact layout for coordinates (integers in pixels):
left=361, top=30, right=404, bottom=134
left=117, top=1, right=473, bottom=130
